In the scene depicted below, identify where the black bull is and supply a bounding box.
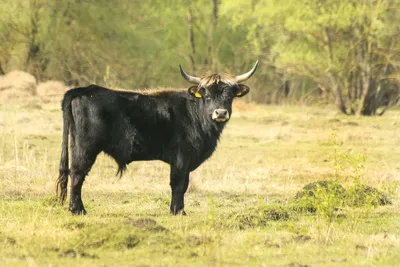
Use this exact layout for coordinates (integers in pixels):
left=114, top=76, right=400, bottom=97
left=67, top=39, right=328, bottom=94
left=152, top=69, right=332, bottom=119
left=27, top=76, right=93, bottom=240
left=57, top=62, right=258, bottom=215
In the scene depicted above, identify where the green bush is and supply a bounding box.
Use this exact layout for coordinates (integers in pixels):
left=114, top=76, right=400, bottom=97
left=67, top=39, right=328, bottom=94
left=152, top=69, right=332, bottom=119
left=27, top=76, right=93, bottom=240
left=294, top=181, right=348, bottom=213
left=347, top=184, right=391, bottom=207
left=293, top=181, right=391, bottom=215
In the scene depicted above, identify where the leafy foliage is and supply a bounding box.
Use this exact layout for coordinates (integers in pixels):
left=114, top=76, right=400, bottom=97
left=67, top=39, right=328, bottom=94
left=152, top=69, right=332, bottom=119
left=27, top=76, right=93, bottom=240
left=0, top=0, right=399, bottom=113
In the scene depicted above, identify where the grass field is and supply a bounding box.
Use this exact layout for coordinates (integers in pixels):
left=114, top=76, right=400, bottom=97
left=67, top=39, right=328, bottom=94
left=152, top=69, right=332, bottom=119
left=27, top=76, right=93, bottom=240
left=0, top=97, right=399, bottom=266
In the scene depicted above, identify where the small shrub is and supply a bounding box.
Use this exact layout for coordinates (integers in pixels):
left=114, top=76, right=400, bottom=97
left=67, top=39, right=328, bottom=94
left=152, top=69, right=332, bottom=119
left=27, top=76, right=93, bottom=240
left=296, top=181, right=347, bottom=198
left=293, top=181, right=392, bottom=215
left=294, top=181, right=348, bottom=213
left=347, top=184, right=391, bottom=207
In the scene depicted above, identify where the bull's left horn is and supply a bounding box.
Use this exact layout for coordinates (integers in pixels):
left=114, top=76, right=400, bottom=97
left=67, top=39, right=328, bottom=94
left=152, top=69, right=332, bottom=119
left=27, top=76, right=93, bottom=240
left=235, top=61, right=259, bottom=83
left=179, top=64, right=201, bottom=84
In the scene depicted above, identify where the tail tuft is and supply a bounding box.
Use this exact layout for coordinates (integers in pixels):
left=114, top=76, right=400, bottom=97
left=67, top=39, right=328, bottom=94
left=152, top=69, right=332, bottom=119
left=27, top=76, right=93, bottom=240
left=116, top=164, right=127, bottom=178
left=57, top=171, right=69, bottom=204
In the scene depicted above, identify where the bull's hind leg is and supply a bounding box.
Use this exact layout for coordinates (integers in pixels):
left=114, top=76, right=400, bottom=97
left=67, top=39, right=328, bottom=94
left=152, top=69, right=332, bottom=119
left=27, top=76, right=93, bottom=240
left=170, top=166, right=190, bottom=215
left=69, top=148, right=98, bottom=215
left=69, top=171, right=87, bottom=215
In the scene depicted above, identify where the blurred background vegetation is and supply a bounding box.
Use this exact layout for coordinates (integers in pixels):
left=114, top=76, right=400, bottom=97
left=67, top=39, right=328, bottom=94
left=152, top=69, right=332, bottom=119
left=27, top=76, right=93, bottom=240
left=0, top=0, right=399, bottom=115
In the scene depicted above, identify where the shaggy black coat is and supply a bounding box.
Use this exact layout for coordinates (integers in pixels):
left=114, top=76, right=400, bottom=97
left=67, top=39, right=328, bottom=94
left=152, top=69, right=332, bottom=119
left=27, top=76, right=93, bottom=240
left=58, top=83, right=249, bottom=215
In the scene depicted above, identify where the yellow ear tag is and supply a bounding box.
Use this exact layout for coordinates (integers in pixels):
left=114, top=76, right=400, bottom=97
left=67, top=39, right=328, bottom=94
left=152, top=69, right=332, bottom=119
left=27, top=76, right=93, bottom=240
left=195, top=92, right=202, bottom=98
left=236, top=91, right=242, bottom=96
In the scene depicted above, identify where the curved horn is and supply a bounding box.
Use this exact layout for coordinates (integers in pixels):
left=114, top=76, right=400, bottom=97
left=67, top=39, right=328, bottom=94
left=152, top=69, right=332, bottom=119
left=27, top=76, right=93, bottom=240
left=179, top=64, right=201, bottom=84
left=235, top=60, right=259, bottom=83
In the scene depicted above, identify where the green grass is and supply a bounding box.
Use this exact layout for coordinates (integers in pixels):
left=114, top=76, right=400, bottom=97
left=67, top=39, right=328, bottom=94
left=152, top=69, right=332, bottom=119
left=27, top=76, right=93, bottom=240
left=0, top=101, right=400, bottom=266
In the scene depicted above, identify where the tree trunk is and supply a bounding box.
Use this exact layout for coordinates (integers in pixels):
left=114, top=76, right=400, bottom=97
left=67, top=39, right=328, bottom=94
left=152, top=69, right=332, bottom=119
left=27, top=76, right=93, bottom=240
left=0, top=63, right=5, bottom=75
left=25, top=0, right=40, bottom=78
left=283, top=80, right=290, bottom=97
left=356, top=74, right=372, bottom=116
left=356, top=1, right=384, bottom=116
left=324, top=27, right=348, bottom=114
left=333, top=83, right=347, bottom=114
left=206, top=0, right=218, bottom=68
left=186, top=0, right=196, bottom=72
left=356, top=41, right=374, bottom=116
left=351, top=70, right=359, bottom=102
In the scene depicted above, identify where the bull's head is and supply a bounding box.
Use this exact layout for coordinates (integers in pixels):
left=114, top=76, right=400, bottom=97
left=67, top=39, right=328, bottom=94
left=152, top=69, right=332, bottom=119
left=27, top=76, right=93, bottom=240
left=179, top=61, right=258, bottom=123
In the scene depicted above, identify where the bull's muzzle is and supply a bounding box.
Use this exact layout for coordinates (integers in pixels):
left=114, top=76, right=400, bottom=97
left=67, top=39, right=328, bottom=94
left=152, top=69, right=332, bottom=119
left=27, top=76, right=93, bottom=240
left=212, top=109, right=230, bottom=122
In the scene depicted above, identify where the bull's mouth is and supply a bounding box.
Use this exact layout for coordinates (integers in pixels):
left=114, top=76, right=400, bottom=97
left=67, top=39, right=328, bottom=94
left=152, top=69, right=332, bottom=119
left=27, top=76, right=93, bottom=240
left=212, top=109, right=230, bottom=122
left=213, top=117, right=229, bottom=122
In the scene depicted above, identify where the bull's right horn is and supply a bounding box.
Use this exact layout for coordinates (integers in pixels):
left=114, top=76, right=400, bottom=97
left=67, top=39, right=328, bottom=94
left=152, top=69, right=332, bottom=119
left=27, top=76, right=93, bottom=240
left=179, top=64, right=201, bottom=84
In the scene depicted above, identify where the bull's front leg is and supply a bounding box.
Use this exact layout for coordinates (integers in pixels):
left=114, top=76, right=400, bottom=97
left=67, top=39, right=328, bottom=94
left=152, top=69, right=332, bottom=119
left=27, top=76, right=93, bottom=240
left=169, top=165, right=189, bottom=215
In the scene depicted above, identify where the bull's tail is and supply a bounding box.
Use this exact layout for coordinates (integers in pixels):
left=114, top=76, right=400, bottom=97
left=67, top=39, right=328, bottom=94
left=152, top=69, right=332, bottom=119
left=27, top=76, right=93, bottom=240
left=57, top=94, right=73, bottom=204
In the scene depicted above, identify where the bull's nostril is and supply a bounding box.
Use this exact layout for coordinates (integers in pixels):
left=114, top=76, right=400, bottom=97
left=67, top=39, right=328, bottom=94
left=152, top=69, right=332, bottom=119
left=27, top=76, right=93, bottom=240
left=221, top=110, right=227, bottom=116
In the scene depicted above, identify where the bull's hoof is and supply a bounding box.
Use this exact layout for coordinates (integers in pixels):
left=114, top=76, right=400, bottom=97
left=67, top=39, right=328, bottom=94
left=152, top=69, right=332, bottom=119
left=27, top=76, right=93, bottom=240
left=69, top=207, right=87, bottom=215
left=171, top=210, right=187, bottom=216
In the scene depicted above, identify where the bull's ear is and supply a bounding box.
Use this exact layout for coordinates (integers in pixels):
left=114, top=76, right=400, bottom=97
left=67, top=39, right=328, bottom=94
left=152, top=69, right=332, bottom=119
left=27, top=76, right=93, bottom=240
left=188, top=86, right=205, bottom=98
left=235, top=84, right=250, bottom=97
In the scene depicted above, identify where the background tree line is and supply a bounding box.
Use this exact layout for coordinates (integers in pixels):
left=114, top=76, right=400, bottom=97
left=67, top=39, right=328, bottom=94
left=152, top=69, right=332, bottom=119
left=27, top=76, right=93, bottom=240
left=0, top=0, right=399, bottom=115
